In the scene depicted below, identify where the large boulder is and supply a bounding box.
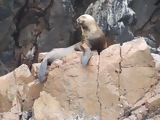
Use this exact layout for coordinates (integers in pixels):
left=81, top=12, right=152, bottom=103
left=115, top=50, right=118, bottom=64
left=120, top=38, right=157, bottom=104
left=0, top=72, right=16, bottom=112
left=33, top=37, right=157, bottom=120
left=43, top=51, right=100, bottom=119
left=33, top=91, right=72, bottom=120
left=0, top=64, right=43, bottom=112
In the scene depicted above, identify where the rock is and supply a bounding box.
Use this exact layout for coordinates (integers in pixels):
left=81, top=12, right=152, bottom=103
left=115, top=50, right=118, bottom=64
left=99, top=44, right=124, bottom=120
left=154, top=82, right=160, bottom=95
left=39, top=38, right=158, bottom=120
left=0, top=64, right=42, bottom=112
left=23, top=80, right=43, bottom=110
left=0, top=71, right=16, bottom=97
left=14, top=64, right=34, bottom=84
left=136, top=113, right=143, bottom=120
left=123, top=118, right=130, bottom=120
left=16, top=79, right=43, bottom=110
left=151, top=53, right=160, bottom=79
left=1, top=97, right=22, bottom=120
left=145, top=37, right=158, bottom=49
left=133, top=8, right=160, bottom=52
left=0, top=16, right=15, bottom=76
left=21, top=111, right=32, bottom=120
left=85, top=0, right=135, bottom=44
left=128, top=115, right=137, bottom=120
left=71, top=0, right=96, bottom=18
left=0, top=72, right=16, bottom=112
left=31, top=63, right=41, bottom=77
left=37, top=0, right=51, bottom=10
left=131, top=0, right=158, bottom=31
left=145, top=94, right=160, bottom=110
left=0, top=94, right=12, bottom=113
left=43, top=51, right=101, bottom=119
left=38, top=0, right=74, bottom=52
left=120, top=38, right=157, bottom=104
left=0, top=0, right=26, bottom=76
left=146, top=115, right=160, bottom=120
left=33, top=91, right=72, bottom=120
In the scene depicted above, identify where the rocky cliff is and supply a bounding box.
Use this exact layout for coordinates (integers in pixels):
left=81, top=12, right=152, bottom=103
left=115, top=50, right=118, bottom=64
left=0, top=0, right=160, bottom=76
left=0, top=0, right=160, bottom=120
left=0, top=38, right=160, bottom=120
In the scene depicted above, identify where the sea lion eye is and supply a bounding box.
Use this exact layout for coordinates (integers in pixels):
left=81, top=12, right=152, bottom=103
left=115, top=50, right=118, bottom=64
left=77, top=19, right=85, bottom=25
left=82, top=24, right=88, bottom=30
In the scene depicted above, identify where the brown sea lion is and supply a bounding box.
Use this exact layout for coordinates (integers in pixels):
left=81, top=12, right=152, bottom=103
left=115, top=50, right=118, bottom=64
left=76, top=14, right=107, bottom=66
left=38, top=14, right=108, bottom=83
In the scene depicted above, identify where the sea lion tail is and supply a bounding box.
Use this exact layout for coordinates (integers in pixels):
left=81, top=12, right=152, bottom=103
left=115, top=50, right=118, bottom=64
left=38, top=59, right=48, bottom=83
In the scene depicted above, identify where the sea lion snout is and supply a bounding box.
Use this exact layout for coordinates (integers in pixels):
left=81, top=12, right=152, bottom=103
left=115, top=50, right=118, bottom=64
left=76, top=17, right=84, bottom=25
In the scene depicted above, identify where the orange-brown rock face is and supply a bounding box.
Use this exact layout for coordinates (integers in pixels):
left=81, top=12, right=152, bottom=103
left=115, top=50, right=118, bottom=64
left=0, top=64, right=43, bottom=115
left=33, top=37, right=158, bottom=120
left=0, top=37, right=159, bottom=120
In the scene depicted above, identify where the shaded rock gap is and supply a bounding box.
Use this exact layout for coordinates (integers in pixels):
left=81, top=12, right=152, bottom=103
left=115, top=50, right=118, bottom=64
left=12, top=0, right=29, bottom=47
left=13, top=0, right=54, bottom=69
left=118, top=45, right=122, bottom=101
left=96, top=54, right=102, bottom=119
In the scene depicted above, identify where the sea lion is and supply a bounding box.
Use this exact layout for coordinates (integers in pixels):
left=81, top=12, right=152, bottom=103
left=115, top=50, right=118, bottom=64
left=76, top=14, right=107, bottom=66
left=38, top=43, right=80, bottom=82
left=38, top=14, right=108, bottom=83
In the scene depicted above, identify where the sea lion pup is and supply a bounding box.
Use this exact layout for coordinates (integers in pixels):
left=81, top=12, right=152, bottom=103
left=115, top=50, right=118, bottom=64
left=38, top=14, right=108, bottom=83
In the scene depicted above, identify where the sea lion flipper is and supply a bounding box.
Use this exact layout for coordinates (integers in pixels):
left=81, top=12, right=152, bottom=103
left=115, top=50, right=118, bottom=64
left=38, top=46, right=77, bottom=83
left=81, top=42, right=93, bottom=67
left=81, top=49, right=93, bottom=67
left=38, top=59, right=48, bottom=83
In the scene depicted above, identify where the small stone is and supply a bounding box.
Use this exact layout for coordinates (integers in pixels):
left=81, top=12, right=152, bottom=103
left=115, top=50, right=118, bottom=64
left=145, top=94, right=160, bottom=110
left=137, top=113, right=143, bottom=120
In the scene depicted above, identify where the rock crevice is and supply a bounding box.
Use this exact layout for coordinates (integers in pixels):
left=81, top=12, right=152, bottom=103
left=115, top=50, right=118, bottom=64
left=96, top=55, right=102, bottom=119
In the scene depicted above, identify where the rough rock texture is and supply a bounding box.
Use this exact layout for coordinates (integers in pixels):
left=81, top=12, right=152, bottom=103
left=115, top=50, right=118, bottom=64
left=33, top=38, right=158, bottom=120
left=0, top=64, right=43, bottom=114
left=0, top=0, right=24, bottom=76
left=120, top=39, right=157, bottom=104
left=0, top=0, right=75, bottom=75
left=1, top=97, right=22, bottom=120
left=131, top=0, right=158, bottom=31
left=85, top=0, right=160, bottom=52
left=146, top=94, right=160, bottom=111
left=0, top=1, right=160, bottom=119
left=0, top=72, right=15, bottom=112
left=33, top=91, right=72, bottom=120
left=38, top=0, right=74, bottom=51
left=0, top=0, right=160, bottom=77
left=85, top=0, right=135, bottom=44
left=135, top=8, right=160, bottom=54
left=0, top=37, right=160, bottom=119
left=151, top=53, right=160, bottom=79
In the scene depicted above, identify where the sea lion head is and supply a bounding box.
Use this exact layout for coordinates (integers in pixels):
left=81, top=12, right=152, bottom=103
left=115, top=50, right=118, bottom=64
left=76, top=14, right=98, bottom=32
